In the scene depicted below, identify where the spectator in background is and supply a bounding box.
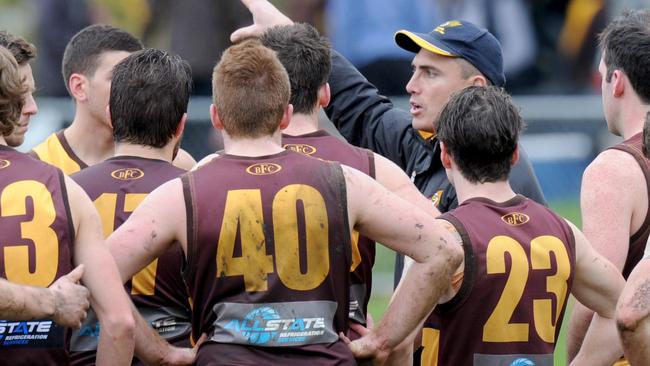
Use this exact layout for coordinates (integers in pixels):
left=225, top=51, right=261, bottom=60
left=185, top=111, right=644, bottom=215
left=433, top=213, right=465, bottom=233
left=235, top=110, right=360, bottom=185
left=325, top=0, right=439, bottom=96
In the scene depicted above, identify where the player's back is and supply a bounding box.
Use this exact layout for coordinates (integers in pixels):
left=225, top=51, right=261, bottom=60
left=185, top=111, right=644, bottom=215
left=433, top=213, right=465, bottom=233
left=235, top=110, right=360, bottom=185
left=30, top=131, right=87, bottom=175
left=607, top=132, right=650, bottom=278
left=0, top=145, right=76, bottom=365
left=70, top=156, right=191, bottom=365
left=183, top=149, right=355, bottom=366
left=422, top=195, right=576, bottom=366
left=283, top=130, right=374, bottom=327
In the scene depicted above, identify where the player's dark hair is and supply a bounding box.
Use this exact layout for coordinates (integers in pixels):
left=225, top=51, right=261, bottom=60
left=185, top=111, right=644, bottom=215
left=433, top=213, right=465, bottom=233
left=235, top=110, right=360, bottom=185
left=643, top=112, right=650, bottom=159
left=0, top=47, right=27, bottom=136
left=110, top=48, right=192, bottom=147
left=437, top=86, right=524, bottom=183
left=261, top=23, right=330, bottom=114
left=599, top=9, right=650, bottom=103
left=62, top=24, right=142, bottom=95
left=0, top=31, right=36, bottom=66
left=212, top=39, right=290, bottom=138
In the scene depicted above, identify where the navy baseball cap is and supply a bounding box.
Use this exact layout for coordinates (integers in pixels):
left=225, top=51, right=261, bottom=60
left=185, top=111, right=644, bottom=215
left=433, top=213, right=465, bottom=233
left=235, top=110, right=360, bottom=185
left=395, top=20, right=506, bottom=87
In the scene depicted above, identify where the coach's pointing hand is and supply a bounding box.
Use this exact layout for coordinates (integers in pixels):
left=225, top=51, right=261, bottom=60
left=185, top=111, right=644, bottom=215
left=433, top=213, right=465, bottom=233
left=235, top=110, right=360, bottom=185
left=49, top=264, right=90, bottom=328
left=231, top=0, right=292, bottom=43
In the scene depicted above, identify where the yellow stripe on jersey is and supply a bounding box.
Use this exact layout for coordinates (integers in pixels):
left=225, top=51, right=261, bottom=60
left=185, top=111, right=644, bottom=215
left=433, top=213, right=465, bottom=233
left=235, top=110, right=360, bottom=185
left=31, top=132, right=84, bottom=175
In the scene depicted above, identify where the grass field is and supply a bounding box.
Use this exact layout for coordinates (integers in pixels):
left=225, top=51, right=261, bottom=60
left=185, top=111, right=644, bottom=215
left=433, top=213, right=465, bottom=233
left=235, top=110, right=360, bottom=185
left=366, top=198, right=581, bottom=365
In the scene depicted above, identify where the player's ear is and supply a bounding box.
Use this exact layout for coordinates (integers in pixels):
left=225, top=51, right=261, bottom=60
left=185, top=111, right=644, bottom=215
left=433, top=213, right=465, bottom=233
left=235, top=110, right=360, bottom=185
left=105, top=105, right=113, bottom=128
left=511, top=144, right=520, bottom=166
left=69, top=73, right=87, bottom=102
left=612, top=69, right=625, bottom=98
left=279, top=104, right=293, bottom=130
left=318, top=83, right=331, bottom=108
left=210, top=104, right=225, bottom=131
left=440, top=142, right=452, bottom=169
left=175, top=113, right=187, bottom=138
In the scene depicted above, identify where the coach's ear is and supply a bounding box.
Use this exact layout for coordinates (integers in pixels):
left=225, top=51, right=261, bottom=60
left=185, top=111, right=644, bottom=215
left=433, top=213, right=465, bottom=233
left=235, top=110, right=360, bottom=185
left=105, top=105, right=113, bottom=128
left=278, top=104, right=294, bottom=130
left=210, top=104, right=224, bottom=131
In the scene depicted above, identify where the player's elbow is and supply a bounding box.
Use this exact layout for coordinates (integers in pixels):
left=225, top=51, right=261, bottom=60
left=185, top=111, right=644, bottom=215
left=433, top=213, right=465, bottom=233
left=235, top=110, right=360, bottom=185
left=101, top=311, right=136, bottom=344
left=616, top=305, right=644, bottom=334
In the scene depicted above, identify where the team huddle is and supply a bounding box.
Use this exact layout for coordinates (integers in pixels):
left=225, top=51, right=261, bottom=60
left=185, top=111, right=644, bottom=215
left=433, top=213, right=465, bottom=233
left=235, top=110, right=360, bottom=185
left=0, top=0, right=649, bottom=365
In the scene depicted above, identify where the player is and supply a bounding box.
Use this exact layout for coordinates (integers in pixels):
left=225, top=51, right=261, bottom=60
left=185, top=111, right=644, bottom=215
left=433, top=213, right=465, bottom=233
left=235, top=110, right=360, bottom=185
left=69, top=48, right=193, bottom=365
left=0, top=45, right=135, bottom=365
left=0, top=31, right=38, bottom=147
left=29, top=24, right=195, bottom=174
left=107, top=39, right=462, bottom=365
left=255, top=23, right=440, bottom=334
left=392, top=86, right=624, bottom=366
left=567, top=10, right=650, bottom=363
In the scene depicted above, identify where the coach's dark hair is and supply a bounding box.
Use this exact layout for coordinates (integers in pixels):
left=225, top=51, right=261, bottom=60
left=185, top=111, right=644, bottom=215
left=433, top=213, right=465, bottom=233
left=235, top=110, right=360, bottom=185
left=599, top=9, right=650, bottom=104
left=261, top=23, right=330, bottom=114
left=62, top=24, right=142, bottom=94
left=110, top=48, right=192, bottom=147
left=0, top=31, right=36, bottom=66
left=437, top=86, right=524, bottom=183
left=0, top=47, right=27, bottom=136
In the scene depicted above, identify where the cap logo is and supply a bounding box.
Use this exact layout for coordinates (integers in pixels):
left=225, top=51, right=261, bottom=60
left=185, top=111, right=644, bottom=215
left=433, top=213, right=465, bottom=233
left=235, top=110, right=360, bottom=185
left=431, top=190, right=443, bottom=207
left=501, top=212, right=530, bottom=226
left=284, top=143, right=317, bottom=156
left=246, top=163, right=282, bottom=176
left=0, top=159, right=10, bottom=170
left=434, top=20, right=462, bottom=35
left=111, top=168, right=145, bottom=180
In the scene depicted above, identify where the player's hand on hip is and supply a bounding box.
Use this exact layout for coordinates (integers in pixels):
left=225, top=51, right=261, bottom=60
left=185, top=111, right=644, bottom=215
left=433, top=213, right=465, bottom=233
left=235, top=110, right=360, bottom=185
left=49, top=264, right=90, bottom=328
left=231, top=0, right=293, bottom=43
left=340, top=331, right=389, bottom=366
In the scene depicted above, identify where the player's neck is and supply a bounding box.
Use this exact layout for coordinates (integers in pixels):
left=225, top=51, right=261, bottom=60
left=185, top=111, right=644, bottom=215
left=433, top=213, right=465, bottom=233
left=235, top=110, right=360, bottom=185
left=282, top=112, right=319, bottom=136
left=66, top=112, right=114, bottom=165
left=222, top=131, right=285, bottom=157
left=618, top=104, right=650, bottom=140
left=114, top=142, right=174, bottom=162
left=454, top=177, right=517, bottom=205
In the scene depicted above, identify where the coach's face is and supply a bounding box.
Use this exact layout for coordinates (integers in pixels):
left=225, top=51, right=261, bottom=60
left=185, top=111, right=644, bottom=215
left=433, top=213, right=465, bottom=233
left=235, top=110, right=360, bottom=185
left=406, top=49, right=473, bottom=133
left=5, top=63, right=37, bottom=147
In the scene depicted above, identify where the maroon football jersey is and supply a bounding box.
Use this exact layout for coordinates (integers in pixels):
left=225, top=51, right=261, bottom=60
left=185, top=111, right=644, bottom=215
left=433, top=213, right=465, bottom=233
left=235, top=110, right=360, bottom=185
left=420, top=195, right=576, bottom=366
left=183, top=150, right=355, bottom=365
left=70, top=156, right=191, bottom=365
left=607, top=132, right=650, bottom=278
left=283, top=130, right=375, bottom=326
left=0, top=145, right=75, bottom=365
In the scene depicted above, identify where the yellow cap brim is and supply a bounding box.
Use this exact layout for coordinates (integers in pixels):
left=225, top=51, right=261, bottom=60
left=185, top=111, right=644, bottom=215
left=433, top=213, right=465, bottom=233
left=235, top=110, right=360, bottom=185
left=395, top=30, right=456, bottom=57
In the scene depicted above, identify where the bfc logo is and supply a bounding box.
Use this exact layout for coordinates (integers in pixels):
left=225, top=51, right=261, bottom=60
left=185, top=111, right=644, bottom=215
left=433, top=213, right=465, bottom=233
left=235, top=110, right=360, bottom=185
left=284, top=143, right=317, bottom=156
left=501, top=212, right=530, bottom=226
left=0, top=159, right=10, bottom=169
left=111, top=168, right=145, bottom=180
left=245, top=163, right=282, bottom=176
left=510, top=358, right=535, bottom=366
left=224, top=306, right=326, bottom=345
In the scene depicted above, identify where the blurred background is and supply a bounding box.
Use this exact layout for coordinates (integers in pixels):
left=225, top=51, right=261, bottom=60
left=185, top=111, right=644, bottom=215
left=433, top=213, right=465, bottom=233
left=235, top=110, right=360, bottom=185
left=3, top=0, right=649, bottom=364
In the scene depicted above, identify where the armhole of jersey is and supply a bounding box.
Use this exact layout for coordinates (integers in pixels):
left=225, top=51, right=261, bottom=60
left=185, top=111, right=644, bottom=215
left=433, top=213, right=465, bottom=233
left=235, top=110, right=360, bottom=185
left=181, top=173, right=196, bottom=283
left=332, top=162, right=353, bottom=268
left=58, top=169, right=77, bottom=256
left=435, top=213, right=474, bottom=314
left=27, top=149, right=40, bottom=160
left=366, top=150, right=376, bottom=179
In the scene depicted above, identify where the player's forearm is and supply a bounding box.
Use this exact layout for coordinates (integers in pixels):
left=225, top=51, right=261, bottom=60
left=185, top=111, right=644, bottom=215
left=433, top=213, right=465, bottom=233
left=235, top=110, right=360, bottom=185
left=0, top=280, right=55, bottom=320
left=566, top=302, right=593, bottom=361
left=132, top=306, right=176, bottom=365
left=96, top=310, right=135, bottom=366
left=570, top=314, right=622, bottom=366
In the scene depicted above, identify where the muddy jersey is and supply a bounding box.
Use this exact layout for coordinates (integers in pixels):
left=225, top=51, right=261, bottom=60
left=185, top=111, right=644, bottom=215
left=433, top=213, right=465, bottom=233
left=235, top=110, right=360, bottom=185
left=419, top=195, right=576, bottom=366
left=607, top=132, right=650, bottom=279
left=183, top=150, right=355, bottom=366
left=0, top=145, right=75, bottom=365
left=70, top=156, right=191, bottom=365
left=30, top=131, right=88, bottom=175
left=283, top=130, right=375, bottom=326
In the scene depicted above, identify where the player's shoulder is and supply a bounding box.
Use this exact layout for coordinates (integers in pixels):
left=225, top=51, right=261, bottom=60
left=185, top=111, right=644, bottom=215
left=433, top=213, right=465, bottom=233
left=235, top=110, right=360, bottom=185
left=584, top=148, right=642, bottom=184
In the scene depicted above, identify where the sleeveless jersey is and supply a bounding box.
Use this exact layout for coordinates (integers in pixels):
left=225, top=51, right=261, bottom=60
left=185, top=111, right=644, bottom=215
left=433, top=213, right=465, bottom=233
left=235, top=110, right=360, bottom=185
left=0, top=145, right=75, bottom=365
left=30, top=131, right=88, bottom=175
left=283, top=130, right=375, bottom=326
left=607, top=132, right=650, bottom=279
left=70, top=156, right=191, bottom=365
left=420, top=195, right=576, bottom=366
left=183, top=150, right=355, bottom=365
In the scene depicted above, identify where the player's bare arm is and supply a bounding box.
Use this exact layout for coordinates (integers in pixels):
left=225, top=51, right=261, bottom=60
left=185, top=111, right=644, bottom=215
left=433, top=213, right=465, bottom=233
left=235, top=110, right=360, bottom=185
left=342, top=166, right=463, bottom=363
left=232, top=0, right=293, bottom=43
left=0, top=265, right=89, bottom=328
left=374, top=152, right=441, bottom=217
left=568, top=149, right=642, bottom=360
left=616, top=242, right=650, bottom=365
left=66, top=176, right=135, bottom=365
left=567, top=221, right=625, bottom=366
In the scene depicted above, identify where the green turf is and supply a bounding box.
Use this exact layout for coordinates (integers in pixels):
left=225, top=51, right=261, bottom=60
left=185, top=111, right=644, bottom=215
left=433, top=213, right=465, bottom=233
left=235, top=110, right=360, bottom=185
left=366, top=198, right=581, bottom=365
